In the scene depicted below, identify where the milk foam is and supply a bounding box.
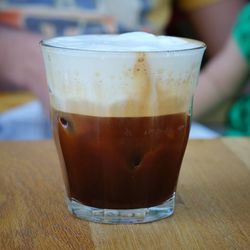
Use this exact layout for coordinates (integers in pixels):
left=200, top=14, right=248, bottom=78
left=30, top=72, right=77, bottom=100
left=42, top=32, right=205, bottom=117
left=43, top=32, right=204, bottom=52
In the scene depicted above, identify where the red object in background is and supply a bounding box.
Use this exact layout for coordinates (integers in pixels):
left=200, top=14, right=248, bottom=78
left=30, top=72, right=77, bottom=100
left=0, top=10, right=22, bottom=29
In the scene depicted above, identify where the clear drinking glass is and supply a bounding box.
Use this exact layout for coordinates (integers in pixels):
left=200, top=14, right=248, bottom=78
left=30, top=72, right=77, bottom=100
left=41, top=34, right=205, bottom=224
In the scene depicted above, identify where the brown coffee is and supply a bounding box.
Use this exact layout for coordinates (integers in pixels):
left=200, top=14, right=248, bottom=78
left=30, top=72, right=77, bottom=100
left=53, top=110, right=190, bottom=209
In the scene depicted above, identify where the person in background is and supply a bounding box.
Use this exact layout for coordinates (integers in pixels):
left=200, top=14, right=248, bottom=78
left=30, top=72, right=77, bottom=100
left=194, top=3, right=250, bottom=136
left=0, top=0, right=246, bottom=115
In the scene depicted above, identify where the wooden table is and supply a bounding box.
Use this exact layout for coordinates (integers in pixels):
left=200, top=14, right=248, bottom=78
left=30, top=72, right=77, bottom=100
left=0, top=138, right=249, bottom=249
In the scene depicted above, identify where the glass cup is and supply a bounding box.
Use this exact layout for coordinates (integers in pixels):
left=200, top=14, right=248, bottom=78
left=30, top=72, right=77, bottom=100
left=41, top=34, right=205, bottom=224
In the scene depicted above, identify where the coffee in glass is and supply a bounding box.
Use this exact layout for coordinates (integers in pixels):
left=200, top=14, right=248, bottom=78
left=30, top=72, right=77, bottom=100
left=41, top=32, right=205, bottom=223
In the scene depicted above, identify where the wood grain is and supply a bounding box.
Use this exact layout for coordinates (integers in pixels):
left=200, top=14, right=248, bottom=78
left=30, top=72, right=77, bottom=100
left=0, top=138, right=249, bottom=249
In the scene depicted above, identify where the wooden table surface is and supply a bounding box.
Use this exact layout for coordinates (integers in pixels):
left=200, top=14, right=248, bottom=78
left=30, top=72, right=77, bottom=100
left=0, top=138, right=249, bottom=249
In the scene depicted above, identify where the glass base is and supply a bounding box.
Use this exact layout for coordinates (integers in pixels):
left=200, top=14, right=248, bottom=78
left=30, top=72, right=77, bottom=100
left=67, top=193, right=175, bottom=224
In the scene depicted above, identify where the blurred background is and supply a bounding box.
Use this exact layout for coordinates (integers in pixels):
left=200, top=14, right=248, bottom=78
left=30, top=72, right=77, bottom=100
left=0, top=0, right=249, bottom=140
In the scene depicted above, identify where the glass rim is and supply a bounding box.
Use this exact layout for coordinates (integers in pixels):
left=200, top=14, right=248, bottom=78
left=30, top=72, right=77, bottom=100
left=40, top=35, right=206, bottom=53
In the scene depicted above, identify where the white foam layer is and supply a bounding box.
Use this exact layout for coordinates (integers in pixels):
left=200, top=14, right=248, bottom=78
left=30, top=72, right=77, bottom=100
left=43, top=32, right=205, bottom=52
left=42, top=33, right=205, bottom=117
